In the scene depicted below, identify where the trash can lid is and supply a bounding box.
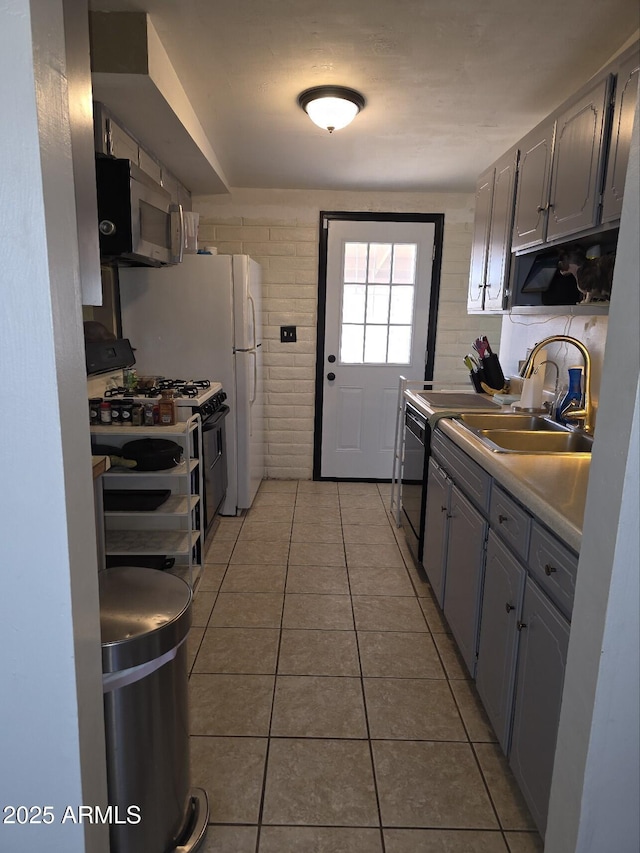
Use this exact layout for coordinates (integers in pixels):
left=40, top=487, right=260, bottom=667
left=99, top=567, right=192, bottom=673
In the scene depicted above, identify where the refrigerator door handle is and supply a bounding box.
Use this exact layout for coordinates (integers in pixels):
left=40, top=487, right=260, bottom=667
left=250, top=350, right=257, bottom=405
left=248, top=294, right=257, bottom=350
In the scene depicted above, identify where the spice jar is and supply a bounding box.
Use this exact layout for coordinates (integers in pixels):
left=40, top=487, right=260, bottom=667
left=144, top=403, right=155, bottom=426
left=120, top=400, right=133, bottom=425
left=110, top=401, right=122, bottom=425
left=158, top=390, right=176, bottom=426
left=89, top=398, right=102, bottom=425
left=99, top=401, right=112, bottom=425
left=131, top=404, right=144, bottom=426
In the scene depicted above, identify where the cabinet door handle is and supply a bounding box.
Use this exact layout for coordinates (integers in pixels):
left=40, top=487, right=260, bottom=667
left=537, top=203, right=550, bottom=212
left=498, top=514, right=508, bottom=524
left=517, top=621, right=527, bottom=631
left=544, top=563, right=557, bottom=576
left=505, top=602, right=514, bottom=613
left=441, top=505, right=448, bottom=512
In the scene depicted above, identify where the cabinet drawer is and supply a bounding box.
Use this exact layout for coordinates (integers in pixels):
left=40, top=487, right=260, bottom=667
left=490, top=485, right=531, bottom=560
left=431, top=429, right=491, bottom=513
left=528, top=523, right=578, bottom=620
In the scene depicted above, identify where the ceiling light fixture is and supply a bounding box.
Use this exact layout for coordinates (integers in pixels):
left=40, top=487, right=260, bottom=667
left=297, top=85, right=365, bottom=133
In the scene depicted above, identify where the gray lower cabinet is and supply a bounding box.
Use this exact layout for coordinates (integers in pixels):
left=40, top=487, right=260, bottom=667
left=422, top=457, right=450, bottom=607
left=475, top=531, right=526, bottom=751
left=442, top=485, right=487, bottom=677
left=420, top=426, right=578, bottom=837
left=509, top=576, right=570, bottom=836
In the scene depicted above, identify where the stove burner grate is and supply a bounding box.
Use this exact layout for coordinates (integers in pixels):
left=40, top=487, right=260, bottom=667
left=104, top=379, right=211, bottom=399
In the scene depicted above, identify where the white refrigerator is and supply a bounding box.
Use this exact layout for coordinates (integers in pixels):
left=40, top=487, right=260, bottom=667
left=119, top=254, right=264, bottom=515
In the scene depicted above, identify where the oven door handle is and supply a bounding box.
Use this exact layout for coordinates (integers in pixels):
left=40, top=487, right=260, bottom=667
left=202, top=405, right=230, bottom=431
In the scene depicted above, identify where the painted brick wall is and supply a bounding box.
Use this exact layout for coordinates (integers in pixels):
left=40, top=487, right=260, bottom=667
left=195, top=188, right=502, bottom=479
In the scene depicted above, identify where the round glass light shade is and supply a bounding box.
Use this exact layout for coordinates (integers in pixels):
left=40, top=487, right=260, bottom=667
left=305, top=96, right=360, bottom=132
left=298, top=86, right=365, bottom=133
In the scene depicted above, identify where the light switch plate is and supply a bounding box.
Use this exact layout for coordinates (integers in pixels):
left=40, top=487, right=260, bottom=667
left=280, top=325, right=297, bottom=343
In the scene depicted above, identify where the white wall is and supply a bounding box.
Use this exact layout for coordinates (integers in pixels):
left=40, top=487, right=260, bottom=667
left=195, top=187, right=502, bottom=478
left=0, top=2, right=108, bottom=851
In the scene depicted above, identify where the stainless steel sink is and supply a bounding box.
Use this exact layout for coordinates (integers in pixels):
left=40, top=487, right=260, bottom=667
left=454, top=412, right=593, bottom=454
left=457, top=413, right=566, bottom=431
left=477, top=429, right=593, bottom=454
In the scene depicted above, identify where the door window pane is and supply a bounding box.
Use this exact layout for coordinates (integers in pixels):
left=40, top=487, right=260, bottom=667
left=339, top=240, right=418, bottom=366
left=342, top=284, right=366, bottom=324
left=341, top=324, right=364, bottom=363
left=364, top=325, right=388, bottom=363
left=344, top=243, right=368, bottom=283
left=390, top=286, right=414, bottom=324
left=368, top=243, right=392, bottom=283
left=388, top=326, right=412, bottom=363
left=366, top=285, right=391, bottom=323
left=392, top=244, right=417, bottom=284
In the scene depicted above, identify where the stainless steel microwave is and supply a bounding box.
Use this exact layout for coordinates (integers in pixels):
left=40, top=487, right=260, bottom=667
left=95, top=156, right=184, bottom=267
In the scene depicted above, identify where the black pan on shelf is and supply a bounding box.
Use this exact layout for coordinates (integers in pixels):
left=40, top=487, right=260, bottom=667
left=120, top=438, right=183, bottom=470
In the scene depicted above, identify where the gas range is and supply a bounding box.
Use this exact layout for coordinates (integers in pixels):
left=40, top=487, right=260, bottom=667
left=103, top=379, right=226, bottom=421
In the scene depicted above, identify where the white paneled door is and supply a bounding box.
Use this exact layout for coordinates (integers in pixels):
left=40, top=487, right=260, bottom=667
left=320, top=219, right=436, bottom=478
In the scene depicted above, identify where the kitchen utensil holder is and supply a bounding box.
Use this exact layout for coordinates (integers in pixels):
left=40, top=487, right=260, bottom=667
left=481, top=353, right=506, bottom=391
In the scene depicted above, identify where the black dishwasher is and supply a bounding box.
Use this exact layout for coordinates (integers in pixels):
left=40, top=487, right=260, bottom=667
left=401, top=404, right=431, bottom=564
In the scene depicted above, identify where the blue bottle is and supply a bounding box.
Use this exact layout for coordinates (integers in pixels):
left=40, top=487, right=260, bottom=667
left=556, top=367, right=583, bottom=424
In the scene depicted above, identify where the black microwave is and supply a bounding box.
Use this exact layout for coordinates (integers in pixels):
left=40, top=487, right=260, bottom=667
left=95, top=156, right=184, bottom=267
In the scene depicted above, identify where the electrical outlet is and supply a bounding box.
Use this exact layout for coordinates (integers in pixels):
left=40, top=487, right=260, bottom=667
left=280, top=325, right=297, bottom=343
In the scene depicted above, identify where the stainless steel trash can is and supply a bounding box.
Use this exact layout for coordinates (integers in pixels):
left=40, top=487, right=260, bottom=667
left=100, top=567, right=208, bottom=853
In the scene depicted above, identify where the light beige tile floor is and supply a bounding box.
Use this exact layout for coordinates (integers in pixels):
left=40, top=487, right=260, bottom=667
left=189, top=480, right=543, bottom=853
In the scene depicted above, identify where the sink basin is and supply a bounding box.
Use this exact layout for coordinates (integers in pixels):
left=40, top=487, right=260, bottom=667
left=478, top=429, right=593, bottom=454
left=457, top=413, right=566, bottom=431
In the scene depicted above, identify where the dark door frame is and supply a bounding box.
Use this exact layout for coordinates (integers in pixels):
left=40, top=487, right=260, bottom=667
left=313, top=210, right=445, bottom=480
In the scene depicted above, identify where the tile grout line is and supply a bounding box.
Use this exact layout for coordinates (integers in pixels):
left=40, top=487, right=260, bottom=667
left=253, top=479, right=298, bottom=853
left=342, top=486, right=390, bottom=853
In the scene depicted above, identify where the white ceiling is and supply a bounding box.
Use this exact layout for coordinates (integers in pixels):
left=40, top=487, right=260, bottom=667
left=88, top=0, right=639, bottom=193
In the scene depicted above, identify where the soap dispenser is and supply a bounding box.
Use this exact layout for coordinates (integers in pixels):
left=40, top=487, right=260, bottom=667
left=556, top=366, right=583, bottom=424
left=518, top=352, right=546, bottom=411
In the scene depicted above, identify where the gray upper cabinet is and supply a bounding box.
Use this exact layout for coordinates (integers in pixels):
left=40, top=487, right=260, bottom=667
left=138, top=148, right=162, bottom=185
left=108, top=119, right=140, bottom=164
left=467, top=168, right=494, bottom=312
left=511, top=121, right=555, bottom=252
left=546, top=75, right=612, bottom=242
left=485, top=149, right=519, bottom=310
left=602, top=44, right=640, bottom=223
left=468, top=149, right=518, bottom=313
left=94, top=101, right=193, bottom=209
left=512, top=75, right=611, bottom=249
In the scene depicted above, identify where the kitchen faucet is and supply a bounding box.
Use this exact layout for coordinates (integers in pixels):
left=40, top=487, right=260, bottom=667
left=519, top=336, right=594, bottom=433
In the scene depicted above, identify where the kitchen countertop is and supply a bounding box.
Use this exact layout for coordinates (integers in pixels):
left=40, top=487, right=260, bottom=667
left=405, top=389, right=590, bottom=553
